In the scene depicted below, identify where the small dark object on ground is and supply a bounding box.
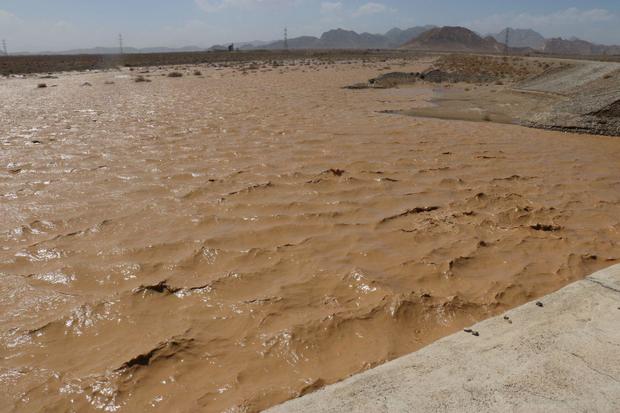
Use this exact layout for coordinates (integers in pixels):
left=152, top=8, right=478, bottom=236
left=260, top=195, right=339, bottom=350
left=530, top=224, right=562, bottom=232
left=327, top=168, right=345, bottom=176
left=536, top=301, right=544, bottom=307
left=472, top=331, right=480, bottom=337
left=463, top=328, right=473, bottom=333
left=81, top=82, right=92, bottom=87
left=104, top=81, right=115, bottom=85
left=135, top=75, right=151, bottom=83
left=37, top=83, right=47, bottom=88
left=194, top=70, right=202, bottom=76
left=168, top=71, right=183, bottom=78
left=31, top=140, right=42, bottom=144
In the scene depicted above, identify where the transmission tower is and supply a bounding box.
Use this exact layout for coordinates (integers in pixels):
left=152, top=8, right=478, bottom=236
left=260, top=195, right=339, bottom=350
left=284, top=27, right=288, bottom=50
left=1, top=39, right=7, bottom=56
left=119, top=34, right=124, bottom=55
left=504, top=28, right=510, bottom=54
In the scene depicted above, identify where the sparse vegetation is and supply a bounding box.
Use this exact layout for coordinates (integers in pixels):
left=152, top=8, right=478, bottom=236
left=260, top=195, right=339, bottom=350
left=168, top=71, right=183, bottom=78
left=135, top=75, right=151, bottom=83
left=193, top=70, right=202, bottom=76
left=37, top=83, right=47, bottom=88
left=434, top=55, right=569, bottom=84
left=3, top=50, right=618, bottom=78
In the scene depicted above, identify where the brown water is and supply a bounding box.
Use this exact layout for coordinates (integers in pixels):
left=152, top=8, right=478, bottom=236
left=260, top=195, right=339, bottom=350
left=1, top=60, right=620, bottom=413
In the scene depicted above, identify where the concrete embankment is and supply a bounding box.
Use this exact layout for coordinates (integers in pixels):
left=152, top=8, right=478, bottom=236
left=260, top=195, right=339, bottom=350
left=267, top=265, right=620, bottom=413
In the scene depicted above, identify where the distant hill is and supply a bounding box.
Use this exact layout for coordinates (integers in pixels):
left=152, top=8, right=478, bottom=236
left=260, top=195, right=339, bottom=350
left=326, top=29, right=371, bottom=48
left=401, top=26, right=504, bottom=52
left=319, top=28, right=390, bottom=49
left=384, top=26, right=436, bottom=46
left=251, top=36, right=320, bottom=50
left=543, top=37, right=620, bottom=56
left=492, top=28, right=546, bottom=50
left=30, top=46, right=206, bottom=55
left=237, top=40, right=273, bottom=49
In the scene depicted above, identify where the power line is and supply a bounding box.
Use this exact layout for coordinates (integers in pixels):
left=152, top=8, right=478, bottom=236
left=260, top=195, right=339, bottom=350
left=284, top=27, right=288, bottom=50
left=119, top=34, right=124, bottom=55
left=504, top=28, right=510, bottom=54
left=1, top=39, right=7, bottom=56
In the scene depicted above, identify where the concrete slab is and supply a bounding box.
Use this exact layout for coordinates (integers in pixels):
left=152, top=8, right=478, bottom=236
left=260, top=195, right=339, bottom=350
left=267, top=265, right=620, bottom=413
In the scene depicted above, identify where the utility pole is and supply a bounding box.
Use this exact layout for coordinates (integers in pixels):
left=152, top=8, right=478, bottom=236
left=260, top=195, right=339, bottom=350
left=119, top=34, right=124, bottom=55
left=1, top=39, right=7, bottom=56
left=284, top=27, right=288, bottom=50
left=504, top=28, right=510, bottom=55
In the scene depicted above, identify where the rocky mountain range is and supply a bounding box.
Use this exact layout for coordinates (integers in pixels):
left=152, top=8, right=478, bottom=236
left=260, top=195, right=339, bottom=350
left=13, top=25, right=620, bottom=57
left=491, top=28, right=546, bottom=50
left=248, top=26, right=620, bottom=56
left=541, top=37, right=620, bottom=56
left=401, top=26, right=504, bottom=53
left=248, top=26, right=436, bottom=50
left=490, top=28, right=620, bottom=56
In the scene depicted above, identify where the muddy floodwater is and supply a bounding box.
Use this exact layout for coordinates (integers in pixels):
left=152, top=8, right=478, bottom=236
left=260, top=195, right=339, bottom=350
left=1, top=60, right=620, bottom=412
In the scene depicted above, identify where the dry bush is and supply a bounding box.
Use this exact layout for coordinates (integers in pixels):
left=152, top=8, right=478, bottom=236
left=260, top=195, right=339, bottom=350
left=168, top=71, right=183, bottom=78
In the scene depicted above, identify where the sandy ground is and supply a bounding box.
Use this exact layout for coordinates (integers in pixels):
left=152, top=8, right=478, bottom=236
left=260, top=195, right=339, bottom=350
left=1, top=58, right=620, bottom=412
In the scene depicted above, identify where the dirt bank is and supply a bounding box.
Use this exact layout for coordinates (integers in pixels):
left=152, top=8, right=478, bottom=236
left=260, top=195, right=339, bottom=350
left=366, top=55, right=620, bottom=136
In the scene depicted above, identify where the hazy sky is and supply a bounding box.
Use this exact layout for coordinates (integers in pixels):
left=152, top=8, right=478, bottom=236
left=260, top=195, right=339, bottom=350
left=1, top=1, right=619, bottom=52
